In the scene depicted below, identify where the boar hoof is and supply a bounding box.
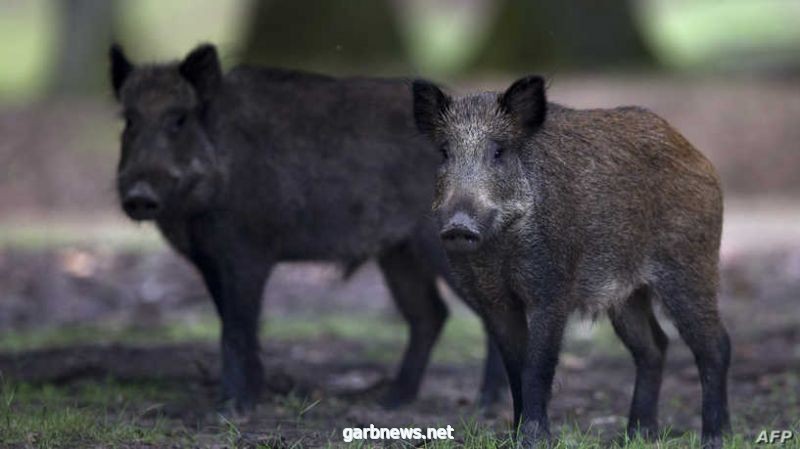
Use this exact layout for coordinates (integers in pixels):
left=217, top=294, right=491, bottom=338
left=626, top=424, right=659, bottom=442
left=517, top=437, right=552, bottom=449
left=216, top=396, right=256, bottom=419
left=518, top=421, right=551, bottom=449
left=701, top=434, right=724, bottom=449
left=476, top=389, right=505, bottom=414
left=215, top=403, right=254, bottom=424
left=378, top=388, right=416, bottom=409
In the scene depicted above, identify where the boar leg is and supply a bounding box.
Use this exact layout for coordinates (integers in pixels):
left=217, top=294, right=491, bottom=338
left=378, top=242, right=448, bottom=408
left=483, top=304, right=527, bottom=428
left=483, top=299, right=568, bottom=446
left=655, top=276, right=731, bottom=449
left=609, top=287, right=668, bottom=440
left=478, top=336, right=509, bottom=409
left=517, top=303, right=568, bottom=446
left=196, top=254, right=272, bottom=413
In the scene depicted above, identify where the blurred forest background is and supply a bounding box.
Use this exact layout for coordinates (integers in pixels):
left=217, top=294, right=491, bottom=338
left=2, top=0, right=800, bottom=218
left=0, top=1, right=799, bottom=448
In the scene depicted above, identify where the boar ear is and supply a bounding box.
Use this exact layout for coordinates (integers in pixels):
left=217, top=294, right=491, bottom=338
left=500, top=75, right=547, bottom=130
left=179, top=43, right=222, bottom=103
left=110, top=44, right=133, bottom=100
left=412, top=79, right=451, bottom=136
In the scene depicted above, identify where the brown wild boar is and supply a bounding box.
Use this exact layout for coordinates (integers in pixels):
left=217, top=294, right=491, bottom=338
left=412, top=75, right=730, bottom=449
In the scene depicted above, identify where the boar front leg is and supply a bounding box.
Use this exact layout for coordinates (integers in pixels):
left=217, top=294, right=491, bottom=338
left=484, top=299, right=567, bottom=448
left=479, top=302, right=526, bottom=434
left=195, top=252, right=272, bottom=413
left=519, top=302, right=568, bottom=447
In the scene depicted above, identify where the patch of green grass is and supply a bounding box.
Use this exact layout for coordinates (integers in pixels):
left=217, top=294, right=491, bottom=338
left=0, top=310, right=640, bottom=370
left=3, top=314, right=797, bottom=448
left=274, top=392, right=322, bottom=425
left=0, top=378, right=178, bottom=449
left=266, top=312, right=486, bottom=364
left=317, top=419, right=794, bottom=449
left=392, top=423, right=799, bottom=449
left=0, top=319, right=218, bottom=352
left=0, top=312, right=487, bottom=364
left=0, top=377, right=796, bottom=448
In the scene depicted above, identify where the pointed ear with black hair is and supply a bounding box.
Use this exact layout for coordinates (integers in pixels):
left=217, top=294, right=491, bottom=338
left=179, top=43, right=223, bottom=103
left=110, top=44, right=133, bottom=100
left=499, top=75, right=547, bottom=131
left=412, top=79, right=451, bottom=136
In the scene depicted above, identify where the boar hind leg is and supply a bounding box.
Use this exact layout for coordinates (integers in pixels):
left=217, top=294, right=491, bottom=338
left=654, top=274, right=731, bottom=449
left=196, top=255, right=271, bottom=413
left=378, top=242, right=448, bottom=408
left=609, top=286, right=668, bottom=440
left=478, top=336, right=509, bottom=410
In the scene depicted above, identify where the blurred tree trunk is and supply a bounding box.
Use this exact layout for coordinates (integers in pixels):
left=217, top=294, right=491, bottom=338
left=51, top=0, right=118, bottom=96
left=470, top=0, right=655, bottom=72
left=240, top=0, right=410, bottom=74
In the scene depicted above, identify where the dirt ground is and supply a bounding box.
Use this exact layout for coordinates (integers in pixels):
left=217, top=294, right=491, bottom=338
left=0, top=325, right=796, bottom=448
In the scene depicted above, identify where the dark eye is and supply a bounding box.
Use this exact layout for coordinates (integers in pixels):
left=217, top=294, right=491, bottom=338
left=167, top=112, right=188, bottom=134
left=492, top=142, right=504, bottom=160
left=439, top=144, right=449, bottom=162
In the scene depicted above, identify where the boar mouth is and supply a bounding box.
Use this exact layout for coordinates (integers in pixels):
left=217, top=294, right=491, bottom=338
left=440, top=226, right=483, bottom=252
left=123, top=200, right=161, bottom=221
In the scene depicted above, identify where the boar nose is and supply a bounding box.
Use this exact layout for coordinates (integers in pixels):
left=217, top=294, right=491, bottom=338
left=440, top=212, right=482, bottom=252
left=122, top=181, right=161, bottom=221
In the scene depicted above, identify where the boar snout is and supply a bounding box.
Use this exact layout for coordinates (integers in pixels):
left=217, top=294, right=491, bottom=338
left=440, top=211, right=483, bottom=252
left=121, top=180, right=162, bottom=221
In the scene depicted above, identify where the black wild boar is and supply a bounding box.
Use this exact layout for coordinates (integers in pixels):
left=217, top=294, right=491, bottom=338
left=109, top=43, right=507, bottom=412
left=412, top=76, right=730, bottom=448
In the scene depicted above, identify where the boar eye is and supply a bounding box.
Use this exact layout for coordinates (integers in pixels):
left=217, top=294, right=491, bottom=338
left=491, top=142, right=504, bottom=161
left=166, top=112, right=188, bottom=134
left=439, top=145, right=449, bottom=162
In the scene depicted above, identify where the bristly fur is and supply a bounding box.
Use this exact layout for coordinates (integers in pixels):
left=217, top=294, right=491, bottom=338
left=413, top=75, right=731, bottom=449
left=109, top=43, right=508, bottom=413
